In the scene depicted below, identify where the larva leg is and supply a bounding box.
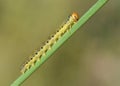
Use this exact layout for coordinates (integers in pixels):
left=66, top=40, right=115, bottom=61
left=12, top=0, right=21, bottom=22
left=30, top=56, right=37, bottom=66
left=25, top=62, right=31, bottom=69
left=37, top=51, right=42, bottom=61
left=20, top=62, right=30, bottom=74
left=21, top=67, right=26, bottom=74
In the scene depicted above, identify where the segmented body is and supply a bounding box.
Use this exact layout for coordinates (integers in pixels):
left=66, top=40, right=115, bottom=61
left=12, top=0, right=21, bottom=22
left=21, top=12, right=79, bottom=74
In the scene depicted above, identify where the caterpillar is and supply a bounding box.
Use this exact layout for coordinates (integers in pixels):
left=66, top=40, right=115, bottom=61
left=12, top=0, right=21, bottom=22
left=20, top=12, right=79, bottom=74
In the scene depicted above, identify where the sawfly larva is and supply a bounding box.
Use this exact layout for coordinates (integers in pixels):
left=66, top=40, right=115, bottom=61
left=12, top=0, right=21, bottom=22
left=20, top=12, right=79, bottom=74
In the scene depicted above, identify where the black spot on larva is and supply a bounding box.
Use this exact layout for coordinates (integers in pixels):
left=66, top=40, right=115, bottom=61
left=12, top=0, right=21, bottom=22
left=41, top=46, right=43, bottom=49
left=61, top=25, right=64, bottom=28
left=29, top=57, right=32, bottom=60
left=25, top=61, right=28, bottom=64
left=65, top=16, right=70, bottom=22
left=51, top=35, right=54, bottom=38
left=46, top=40, right=49, bottom=43
left=56, top=29, right=59, bottom=32
left=35, top=52, right=38, bottom=55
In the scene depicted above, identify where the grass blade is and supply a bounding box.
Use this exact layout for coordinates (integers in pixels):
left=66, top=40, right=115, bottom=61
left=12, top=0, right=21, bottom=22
left=11, top=0, right=109, bottom=86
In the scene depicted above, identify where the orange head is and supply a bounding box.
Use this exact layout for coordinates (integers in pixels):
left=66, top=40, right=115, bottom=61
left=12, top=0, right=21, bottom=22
left=71, top=12, right=79, bottom=22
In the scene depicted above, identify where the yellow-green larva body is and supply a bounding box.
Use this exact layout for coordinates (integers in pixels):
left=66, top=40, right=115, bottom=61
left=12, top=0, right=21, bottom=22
left=20, top=12, right=79, bottom=74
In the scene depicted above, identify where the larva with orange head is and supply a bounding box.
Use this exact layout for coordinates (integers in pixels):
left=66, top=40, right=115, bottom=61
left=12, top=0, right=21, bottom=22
left=57, top=12, right=79, bottom=35
left=20, top=12, right=79, bottom=74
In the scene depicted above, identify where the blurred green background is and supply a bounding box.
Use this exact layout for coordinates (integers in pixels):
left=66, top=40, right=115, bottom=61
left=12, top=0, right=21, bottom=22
left=0, top=0, right=120, bottom=86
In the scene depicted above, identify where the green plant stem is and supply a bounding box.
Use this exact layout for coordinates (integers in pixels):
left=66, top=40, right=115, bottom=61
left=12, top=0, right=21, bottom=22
left=11, top=0, right=109, bottom=86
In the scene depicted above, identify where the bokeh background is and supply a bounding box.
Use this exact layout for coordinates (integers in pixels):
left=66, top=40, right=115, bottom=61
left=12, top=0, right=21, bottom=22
left=0, top=0, right=120, bottom=86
